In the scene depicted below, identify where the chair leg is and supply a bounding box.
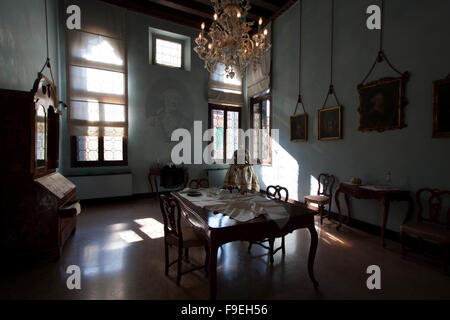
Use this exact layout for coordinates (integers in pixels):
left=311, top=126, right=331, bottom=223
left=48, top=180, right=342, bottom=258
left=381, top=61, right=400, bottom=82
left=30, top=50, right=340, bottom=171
left=400, top=232, right=406, bottom=258
left=176, top=246, right=183, bottom=286
left=248, top=242, right=253, bottom=253
left=185, top=248, right=190, bottom=262
left=269, top=238, right=275, bottom=264
left=327, top=202, right=333, bottom=222
left=328, top=200, right=333, bottom=222
left=281, top=236, right=286, bottom=255
left=164, top=242, right=169, bottom=276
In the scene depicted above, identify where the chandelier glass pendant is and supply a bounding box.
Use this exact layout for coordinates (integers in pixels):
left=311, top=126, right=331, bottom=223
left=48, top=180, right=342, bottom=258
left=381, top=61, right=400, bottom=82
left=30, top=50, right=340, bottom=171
left=194, top=0, right=271, bottom=79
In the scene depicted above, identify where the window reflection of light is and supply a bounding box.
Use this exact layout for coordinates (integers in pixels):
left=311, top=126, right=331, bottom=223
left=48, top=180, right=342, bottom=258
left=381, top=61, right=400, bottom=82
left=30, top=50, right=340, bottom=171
left=86, top=68, right=124, bottom=95
left=86, top=101, right=100, bottom=121
left=104, top=104, right=125, bottom=122
left=83, top=267, right=100, bottom=276
left=83, top=39, right=123, bottom=66
left=261, top=139, right=299, bottom=200
left=104, top=241, right=128, bottom=251
left=119, top=230, right=143, bottom=243
left=134, top=218, right=164, bottom=239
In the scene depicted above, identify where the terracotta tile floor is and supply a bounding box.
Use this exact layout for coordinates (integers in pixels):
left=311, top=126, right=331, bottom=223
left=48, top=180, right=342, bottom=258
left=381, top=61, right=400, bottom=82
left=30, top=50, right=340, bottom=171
left=1, top=197, right=449, bottom=299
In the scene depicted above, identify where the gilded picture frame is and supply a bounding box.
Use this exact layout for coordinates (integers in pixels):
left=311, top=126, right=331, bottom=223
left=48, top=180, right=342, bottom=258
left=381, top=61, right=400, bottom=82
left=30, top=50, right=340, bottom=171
left=318, top=105, right=342, bottom=141
left=290, top=113, right=308, bottom=142
left=357, top=75, right=408, bottom=132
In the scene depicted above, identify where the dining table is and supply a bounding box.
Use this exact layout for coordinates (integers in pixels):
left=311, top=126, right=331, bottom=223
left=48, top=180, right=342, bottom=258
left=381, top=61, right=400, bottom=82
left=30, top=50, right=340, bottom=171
left=171, top=189, right=319, bottom=300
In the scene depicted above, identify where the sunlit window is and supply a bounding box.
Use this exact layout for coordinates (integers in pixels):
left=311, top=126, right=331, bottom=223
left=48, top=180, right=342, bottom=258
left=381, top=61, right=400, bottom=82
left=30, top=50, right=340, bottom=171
left=83, top=38, right=123, bottom=66
left=209, top=105, right=240, bottom=161
left=68, top=25, right=127, bottom=167
left=250, top=92, right=271, bottom=164
left=154, top=38, right=183, bottom=68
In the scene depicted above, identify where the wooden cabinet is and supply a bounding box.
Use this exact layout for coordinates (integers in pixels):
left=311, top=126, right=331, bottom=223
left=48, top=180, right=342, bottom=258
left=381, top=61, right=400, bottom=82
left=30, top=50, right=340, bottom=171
left=0, top=74, right=78, bottom=261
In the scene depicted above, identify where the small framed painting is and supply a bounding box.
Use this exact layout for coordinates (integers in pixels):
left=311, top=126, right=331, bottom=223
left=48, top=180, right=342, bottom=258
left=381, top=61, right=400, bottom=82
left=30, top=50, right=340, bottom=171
left=432, top=76, right=450, bottom=138
left=290, top=113, right=308, bottom=142
left=357, top=76, right=408, bottom=132
left=318, top=105, right=342, bottom=141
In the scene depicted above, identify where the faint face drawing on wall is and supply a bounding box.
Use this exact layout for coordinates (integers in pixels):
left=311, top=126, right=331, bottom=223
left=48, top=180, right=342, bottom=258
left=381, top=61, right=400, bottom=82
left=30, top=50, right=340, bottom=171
left=146, top=80, right=193, bottom=140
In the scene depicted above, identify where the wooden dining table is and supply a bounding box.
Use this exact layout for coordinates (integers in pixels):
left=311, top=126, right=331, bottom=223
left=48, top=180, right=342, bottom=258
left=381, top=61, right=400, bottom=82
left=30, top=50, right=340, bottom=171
left=171, top=191, right=319, bottom=300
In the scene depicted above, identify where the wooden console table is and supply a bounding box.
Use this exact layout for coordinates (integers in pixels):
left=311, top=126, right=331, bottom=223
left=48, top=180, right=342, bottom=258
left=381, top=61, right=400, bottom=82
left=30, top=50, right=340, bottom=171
left=335, top=183, right=413, bottom=247
left=148, top=168, right=189, bottom=195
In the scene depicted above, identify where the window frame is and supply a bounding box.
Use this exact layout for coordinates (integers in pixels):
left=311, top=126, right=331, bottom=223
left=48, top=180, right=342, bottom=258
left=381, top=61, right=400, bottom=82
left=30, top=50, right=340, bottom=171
left=67, top=27, right=128, bottom=168
left=70, top=136, right=128, bottom=168
left=152, top=35, right=185, bottom=70
left=250, top=92, right=272, bottom=165
left=208, top=104, right=242, bottom=162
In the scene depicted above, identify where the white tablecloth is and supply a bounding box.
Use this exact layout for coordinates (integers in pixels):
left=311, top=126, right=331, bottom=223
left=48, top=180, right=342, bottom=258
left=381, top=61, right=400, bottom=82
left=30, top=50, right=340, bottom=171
left=178, top=188, right=290, bottom=228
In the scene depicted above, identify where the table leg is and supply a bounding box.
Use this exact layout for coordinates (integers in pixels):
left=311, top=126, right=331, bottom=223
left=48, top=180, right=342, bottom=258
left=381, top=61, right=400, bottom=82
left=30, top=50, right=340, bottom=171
left=154, top=176, right=159, bottom=196
left=335, top=187, right=343, bottom=229
left=307, top=225, right=319, bottom=287
left=344, top=194, right=351, bottom=224
left=148, top=174, right=154, bottom=193
left=381, top=197, right=390, bottom=248
left=209, top=244, right=218, bottom=300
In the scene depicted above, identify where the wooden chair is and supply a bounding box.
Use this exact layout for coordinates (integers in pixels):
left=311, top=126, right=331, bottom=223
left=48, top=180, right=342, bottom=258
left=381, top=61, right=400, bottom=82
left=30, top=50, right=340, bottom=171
left=400, top=188, right=450, bottom=275
left=159, top=194, right=209, bottom=285
left=304, top=173, right=335, bottom=224
left=248, top=185, right=289, bottom=264
left=189, top=178, right=209, bottom=189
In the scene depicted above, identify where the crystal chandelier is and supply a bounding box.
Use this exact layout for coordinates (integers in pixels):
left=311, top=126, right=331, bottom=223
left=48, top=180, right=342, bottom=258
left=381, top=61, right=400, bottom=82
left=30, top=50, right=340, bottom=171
left=194, top=0, right=271, bottom=79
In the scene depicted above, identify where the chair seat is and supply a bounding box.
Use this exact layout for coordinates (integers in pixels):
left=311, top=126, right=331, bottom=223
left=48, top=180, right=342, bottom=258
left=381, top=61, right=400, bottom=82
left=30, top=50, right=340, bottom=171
left=167, top=227, right=204, bottom=248
left=304, top=195, right=330, bottom=205
left=401, top=222, right=450, bottom=244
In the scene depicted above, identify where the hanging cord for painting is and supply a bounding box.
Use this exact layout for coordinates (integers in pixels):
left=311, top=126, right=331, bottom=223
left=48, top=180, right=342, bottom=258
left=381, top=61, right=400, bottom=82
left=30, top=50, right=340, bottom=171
left=39, top=0, right=55, bottom=84
left=293, top=0, right=307, bottom=115
left=321, top=0, right=340, bottom=107
left=359, top=0, right=407, bottom=85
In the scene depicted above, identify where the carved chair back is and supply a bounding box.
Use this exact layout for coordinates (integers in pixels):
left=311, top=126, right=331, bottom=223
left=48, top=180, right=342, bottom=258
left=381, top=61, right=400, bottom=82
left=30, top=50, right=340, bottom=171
left=189, top=178, right=209, bottom=189
left=318, top=173, right=335, bottom=199
left=266, top=185, right=289, bottom=202
left=159, top=194, right=183, bottom=244
left=416, top=188, right=450, bottom=228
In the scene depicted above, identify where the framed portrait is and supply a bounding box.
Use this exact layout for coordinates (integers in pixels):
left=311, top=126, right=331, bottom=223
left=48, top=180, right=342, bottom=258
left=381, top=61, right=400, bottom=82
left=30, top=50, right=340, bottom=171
left=357, top=76, right=408, bottom=132
left=318, top=105, right=342, bottom=141
left=290, top=113, right=308, bottom=142
left=432, top=76, right=450, bottom=138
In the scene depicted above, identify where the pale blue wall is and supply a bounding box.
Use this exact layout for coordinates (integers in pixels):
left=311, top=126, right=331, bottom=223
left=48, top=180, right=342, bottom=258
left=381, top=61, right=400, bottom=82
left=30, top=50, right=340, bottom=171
left=260, top=0, right=450, bottom=231
left=0, top=0, right=59, bottom=91
left=2, top=0, right=449, bottom=233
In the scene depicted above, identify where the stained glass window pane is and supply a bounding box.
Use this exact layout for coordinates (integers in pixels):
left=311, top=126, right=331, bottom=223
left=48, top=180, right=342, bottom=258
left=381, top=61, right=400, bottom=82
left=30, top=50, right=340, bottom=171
left=226, top=111, right=239, bottom=160
left=211, top=109, right=224, bottom=159
left=36, top=106, right=46, bottom=166
left=77, top=136, right=99, bottom=161
left=104, top=136, right=123, bottom=161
